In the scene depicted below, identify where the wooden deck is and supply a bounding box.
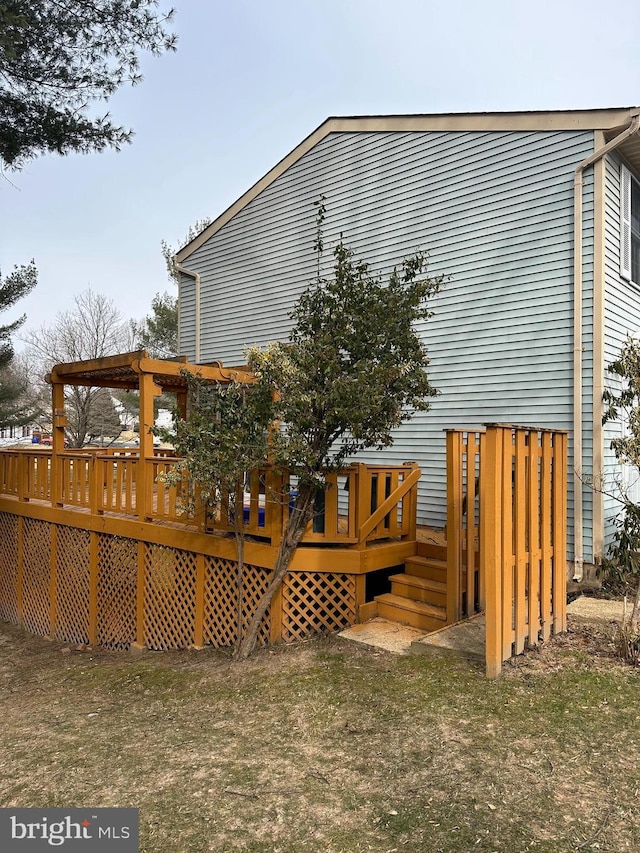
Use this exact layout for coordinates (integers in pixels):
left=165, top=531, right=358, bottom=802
left=0, top=422, right=569, bottom=675
left=0, top=447, right=422, bottom=573
left=0, top=446, right=426, bottom=651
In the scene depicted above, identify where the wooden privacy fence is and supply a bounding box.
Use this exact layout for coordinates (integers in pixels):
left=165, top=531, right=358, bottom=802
left=447, top=425, right=568, bottom=677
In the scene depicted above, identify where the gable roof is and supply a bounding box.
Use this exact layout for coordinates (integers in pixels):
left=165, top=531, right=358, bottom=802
left=176, top=107, right=640, bottom=264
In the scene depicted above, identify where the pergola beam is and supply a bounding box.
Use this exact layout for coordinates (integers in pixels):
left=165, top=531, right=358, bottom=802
left=47, top=351, right=254, bottom=393
left=49, top=350, right=148, bottom=379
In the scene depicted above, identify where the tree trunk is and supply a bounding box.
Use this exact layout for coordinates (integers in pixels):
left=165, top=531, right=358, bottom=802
left=631, top=569, right=640, bottom=634
left=235, top=482, right=316, bottom=660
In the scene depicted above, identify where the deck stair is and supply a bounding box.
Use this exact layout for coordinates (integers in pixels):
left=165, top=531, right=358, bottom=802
left=374, top=541, right=449, bottom=632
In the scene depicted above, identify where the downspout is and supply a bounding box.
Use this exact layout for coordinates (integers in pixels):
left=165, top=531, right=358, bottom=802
left=175, top=262, right=201, bottom=363
left=573, top=114, right=640, bottom=580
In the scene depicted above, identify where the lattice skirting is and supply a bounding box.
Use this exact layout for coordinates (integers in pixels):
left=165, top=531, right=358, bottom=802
left=0, top=514, right=359, bottom=650
left=282, top=572, right=357, bottom=641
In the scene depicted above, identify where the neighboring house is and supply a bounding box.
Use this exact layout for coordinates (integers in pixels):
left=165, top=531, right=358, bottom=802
left=175, top=107, right=640, bottom=577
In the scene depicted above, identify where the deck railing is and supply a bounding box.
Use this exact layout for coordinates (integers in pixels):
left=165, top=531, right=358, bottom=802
left=0, top=447, right=419, bottom=549
left=209, top=462, right=419, bottom=546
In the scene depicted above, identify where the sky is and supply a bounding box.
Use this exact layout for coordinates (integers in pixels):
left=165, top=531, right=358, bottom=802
left=3, top=0, right=640, bottom=344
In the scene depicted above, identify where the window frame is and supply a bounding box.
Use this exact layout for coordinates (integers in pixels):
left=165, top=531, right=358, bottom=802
left=620, top=161, right=640, bottom=284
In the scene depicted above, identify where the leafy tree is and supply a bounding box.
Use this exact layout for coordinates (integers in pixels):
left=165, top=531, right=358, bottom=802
left=132, top=291, right=178, bottom=359
left=0, top=262, right=38, bottom=427
left=161, top=375, right=274, bottom=655
left=169, top=204, right=445, bottom=658
left=23, top=289, right=131, bottom=446
left=603, top=336, right=640, bottom=631
left=0, top=1, right=176, bottom=168
left=236, top=239, right=443, bottom=657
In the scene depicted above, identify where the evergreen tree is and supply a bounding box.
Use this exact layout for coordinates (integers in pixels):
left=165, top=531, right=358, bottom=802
left=86, top=388, right=123, bottom=444
left=603, top=335, right=640, bottom=632
left=133, top=291, right=178, bottom=359
left=0, top=1, right=176, bottom=168
left=0, top=262, right=38, bottom=427
left=160, top=218, right=212, bottom=284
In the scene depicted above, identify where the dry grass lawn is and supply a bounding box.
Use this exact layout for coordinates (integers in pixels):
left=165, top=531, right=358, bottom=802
left=0, top=616, right=639, bottom=852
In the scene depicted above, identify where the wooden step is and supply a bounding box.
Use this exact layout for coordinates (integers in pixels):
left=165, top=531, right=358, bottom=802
left=375, top=593, right=446, bottom=632
left=416, top=541, right=447, bottom=562
left=389, top=573, right=446, bottom=608
left=404, top=555, right=447, bottom=583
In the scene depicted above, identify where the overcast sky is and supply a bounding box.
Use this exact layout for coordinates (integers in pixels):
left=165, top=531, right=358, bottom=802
left=3, top=0, right=640, bottom=344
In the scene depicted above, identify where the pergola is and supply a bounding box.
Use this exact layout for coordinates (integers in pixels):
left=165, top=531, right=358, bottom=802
left=46, top=349, right=255, bottom=453
left=45, top=350, right=254, bottom=516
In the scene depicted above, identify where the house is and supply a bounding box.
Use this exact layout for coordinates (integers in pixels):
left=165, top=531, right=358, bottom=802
left=175, top=107, right=640, bottom=579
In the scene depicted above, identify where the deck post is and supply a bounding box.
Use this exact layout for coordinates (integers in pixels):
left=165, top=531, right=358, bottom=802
left=194, top=553, right=205, bottom=648
left=51, top=379, right=66, bottom=507
left=88, top=531, right=99, bottom=646
left=355, top=575, right=366, bottom=621
left=482, top=425, right=504, bottom=678
left=446, top=430, right=463, bottom=624
left=176, top=390, right=188, bottom=421
left=265, top=466, right=284, bottom=547
left=49, top=524, right=58, bottom=638
left=406, top=463, right=418, bottom=542
left=89, top=456, right=100, bottom=515
left=356, top=463, right=370, bottom=548
left=137, top=371, right=161, bottom=522
left=269, top=583, right=283, bottom=645
left=17, top=452, right=27, bottom=502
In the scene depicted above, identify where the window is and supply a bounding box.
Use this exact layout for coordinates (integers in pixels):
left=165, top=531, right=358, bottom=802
left=621, top=162, right=640, bottom=284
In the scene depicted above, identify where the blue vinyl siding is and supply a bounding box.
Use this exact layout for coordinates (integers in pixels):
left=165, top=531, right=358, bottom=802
left=180, top=128, right=596, bottom=558
left=603, top=151, right=640, bottom=551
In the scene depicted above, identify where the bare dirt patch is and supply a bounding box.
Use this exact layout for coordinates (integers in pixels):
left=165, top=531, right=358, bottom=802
left=0, top=616, right=639, bottom=852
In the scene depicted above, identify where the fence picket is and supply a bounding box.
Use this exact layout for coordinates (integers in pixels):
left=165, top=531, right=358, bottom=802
left=513, top=431, right=527, bottom=655
left=500, top=427, right=515, bottom=661
left=482, top=426, right=503, bottom=679
left=464, top=432, right=478, bottom=617
left=446, top=431, right=463, bottom=624
left=553, top=433, right=568, bottom=634
left=528, top=434, right=541, bottom=647
left=540, top=433, right=553, bottom=641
